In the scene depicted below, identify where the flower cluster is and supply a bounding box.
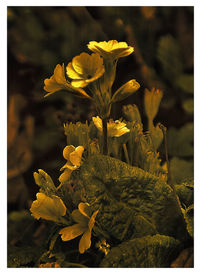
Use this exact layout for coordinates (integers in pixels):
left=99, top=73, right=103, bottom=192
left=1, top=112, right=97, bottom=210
left=44, top=40, right=140, bottom=118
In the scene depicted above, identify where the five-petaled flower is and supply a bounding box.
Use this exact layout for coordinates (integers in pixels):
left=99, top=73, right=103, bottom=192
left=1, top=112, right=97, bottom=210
left=59, top=203, right=99, bottom=254
left=66, top=52, right=105, bottom=88
left=88, top=40, right=134, bottom=60
left=30, top=192, right=67, bottom=223
left=59, top=145, right=84, bottom=184
left=92, top=116, right=130, bottom=137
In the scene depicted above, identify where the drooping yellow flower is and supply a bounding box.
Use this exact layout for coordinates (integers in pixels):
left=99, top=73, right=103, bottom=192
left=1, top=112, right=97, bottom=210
left=59, top=145, right=84, bottom=184
left=92, top=116, right=130, bottom=137
left=59, top=203, right=99, bottom=254
left=30, top=192, right=67, bottom=223
left=44, top=63, right=91, bottom=99
left=66, top=52, right=105, bottom=88
left=87, top=40, right=134, bottom=60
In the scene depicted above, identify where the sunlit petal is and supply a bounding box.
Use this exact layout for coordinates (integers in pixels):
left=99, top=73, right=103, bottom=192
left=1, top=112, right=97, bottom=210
left=30, top=193, right=66, bottom=222
left=78, top=203, right=92, bottom=218
left=79, top=229, right=92, bottom=254
left=59, top=224, right=86, bottom=241
left=88, top=210, right=99, bottom=231
left=63, top=145, right=75, bottom=161
left=58, top=169, right=72, bottom=183
left=69, top=146, right=84, bottom=166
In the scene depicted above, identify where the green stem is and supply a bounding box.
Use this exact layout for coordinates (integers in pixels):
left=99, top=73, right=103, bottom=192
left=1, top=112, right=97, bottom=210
left=102, top=117, right=108, bottom=155
left=123, top=143, right=130, bottom=165
left=159, top=124, right=183, bottom=214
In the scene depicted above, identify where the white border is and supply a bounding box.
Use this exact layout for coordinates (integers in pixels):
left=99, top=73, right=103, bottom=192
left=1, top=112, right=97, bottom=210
left=1, top=1, right=199, bottom=273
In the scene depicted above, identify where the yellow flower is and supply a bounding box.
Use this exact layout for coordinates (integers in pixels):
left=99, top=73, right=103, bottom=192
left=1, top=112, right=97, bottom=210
left=59, top=203, right=99, bottom=254
left=30, top=192, right=66, bottom=223
left=59, top=145, right=84, bottom=184
left=44, top=63, right=91, bottom=99
left=66, top=52, right=105, bottom=88
left=87, top=40, right=134, bottom=60
left=92, top=116, right=130, bottom=137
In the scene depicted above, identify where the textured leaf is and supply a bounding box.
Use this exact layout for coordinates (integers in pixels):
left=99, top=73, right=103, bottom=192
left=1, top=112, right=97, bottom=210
left=182, top=205, right=193, bottom=238
left=78, top=155, right=187, bottom=241
left=100, top=234, right=181, bottom=267
left=8, top=245, right=44, bottom=267
left=175, top=179, right=193, bottom=207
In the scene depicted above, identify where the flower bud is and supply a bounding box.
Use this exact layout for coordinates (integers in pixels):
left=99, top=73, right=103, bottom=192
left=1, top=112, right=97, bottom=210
left=111, top=79, right=140, bottom=103
left=144, top=88, right=163, bottom=121
left=123, top=104, right=142, bottom=124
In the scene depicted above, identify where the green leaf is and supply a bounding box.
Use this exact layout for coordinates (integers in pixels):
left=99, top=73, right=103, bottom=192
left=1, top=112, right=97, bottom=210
left=175, top=74, right=194, bottom=94
left=182, top=98, right=194, bottom=114
left=167, top=123, right=193, bottom=157
left=157, top=35, right=183, bottom=80
left=33, top=169, right=57, bottom=196
left=100, top=234, right=181, bottom=267
left=78, top=155, right=187, bottom=241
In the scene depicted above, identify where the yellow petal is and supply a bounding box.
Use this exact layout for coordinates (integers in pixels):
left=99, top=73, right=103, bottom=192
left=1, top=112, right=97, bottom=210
left=58, top=169, right=72, bottom=183
left=67, top=52, right=104, bottom=88
left=92, top=116, right=103, bottom=132
left=59, top=224, right=86, bottom=241
left=69, top=146, right=84, bottom=166
left=88, top=40, right=134, bottom=59
left=44, top=76, right=63, bottom=93
left=71, top=209, right=89, bottom=225
left=53, top=64, right=67, bottom=85
left=88, top=210, right=99, bottom=231
left=71, top=79, right=88, bottom=88
left=78, top=202, right=91, bottom=218
left=66, top=62, right=84, bottom=80
left=79, top=229, right=92, bottom=254
left=63, top=145, right=75, bottom=161
left=60, top=162, right=77, bottom=171
left=72, top=52, right=89, bottom=76
left=30, top=193, right=66, bottom=222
